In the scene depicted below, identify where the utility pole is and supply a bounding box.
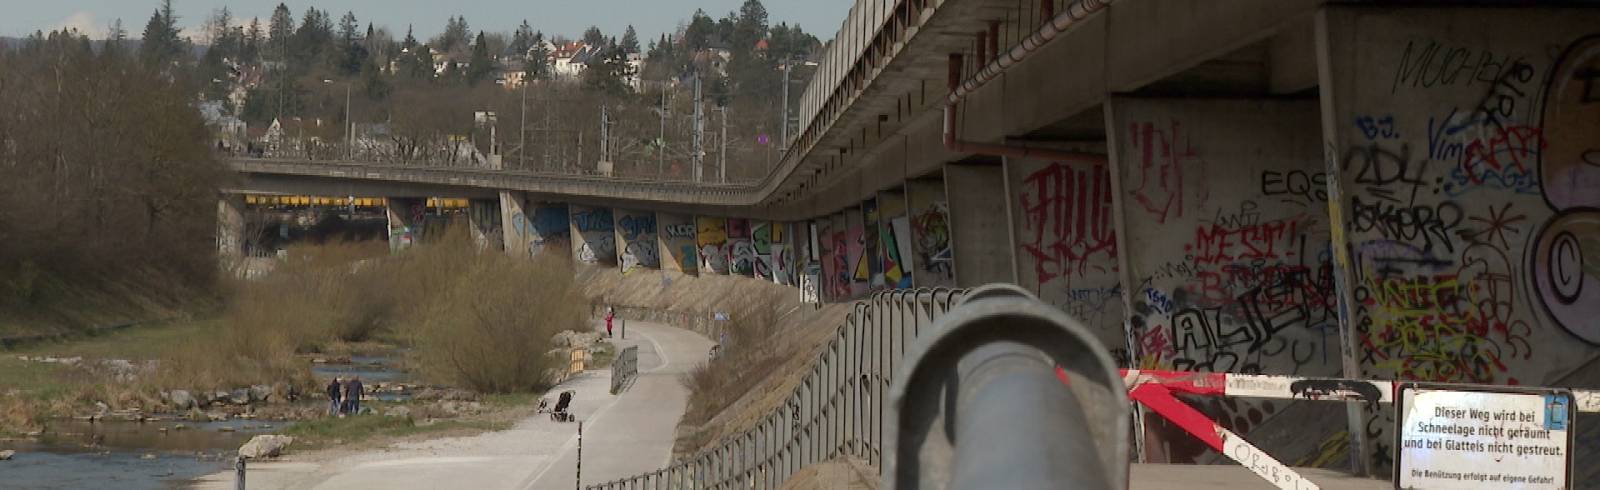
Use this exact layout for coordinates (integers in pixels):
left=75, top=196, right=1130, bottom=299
left=718, top=105, right=727, bottom=184
left=344, top=82, right=352, bottom=160
left=600, top=103, right=609, bottom=165
left=657, top=91, right=666, bottom=177
left=692, top=73, right=704, bottom=183
left=519, top=77, right=528, bottom=170
left=780, top=61, right=791, bottom=152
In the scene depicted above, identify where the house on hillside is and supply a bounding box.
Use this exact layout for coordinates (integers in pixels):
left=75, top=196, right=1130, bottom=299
left=551, top=41, right=595, bottom=79
left=499, top=58, right=528, bottom=89
left=691, top=37, right=734, bottom=77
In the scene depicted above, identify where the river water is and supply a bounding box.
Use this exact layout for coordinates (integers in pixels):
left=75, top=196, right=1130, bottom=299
left=0, top=418, right=273, bottom=489
left=1, top=351, right=414, bottom=488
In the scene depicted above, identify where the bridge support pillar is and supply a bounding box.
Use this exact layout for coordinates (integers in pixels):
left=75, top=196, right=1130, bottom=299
left=467, top=198, right=502, bottom=252
left=656, top=213, right=699, bottom=275
left=499, top=191, right=530, bottom=258
left=1097, top=97, right=1334, bottom=465
left=569, top=205, right=616, bottom=266
left=944, top=162, right=1014, bottom=287
left=1313, top=6, right=1600, bottom=476
left=216, top=195, right=246, bottom=265
left=385, top=197, right=426, bottom=253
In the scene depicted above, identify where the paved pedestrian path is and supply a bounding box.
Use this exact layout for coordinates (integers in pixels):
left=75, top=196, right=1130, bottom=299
left=193, top=321, right=712, bottom=490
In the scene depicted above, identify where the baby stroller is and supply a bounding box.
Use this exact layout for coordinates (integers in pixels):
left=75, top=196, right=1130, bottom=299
left=542, top=390, right=575, bottom=422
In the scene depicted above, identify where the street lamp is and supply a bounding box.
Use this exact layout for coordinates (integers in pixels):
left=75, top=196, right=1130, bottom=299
left=323, top=79, right=352, bottom=161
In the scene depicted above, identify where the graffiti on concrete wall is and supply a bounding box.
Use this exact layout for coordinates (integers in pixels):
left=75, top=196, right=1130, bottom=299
left=727, top=218, right=755, bottom=276
left=908, top=180, right=955, bottom=287
left=863, top=200, right=884, bottom=289
left=616, top=210, right=659, bottom=274
left=1126, top=120, right=1208, bottom=224
left=468, top=199, right=503, bottom=251
left=826, top=215, right=852, bottom=299
left=658, top=214, right=698, bottom=274
left=1530, top=35, right=1600, bottom=345
left=752, top=221, right=773, bottom=280
left=1010, top=158, right=1125, bottom=351
left=697, top=217, right=729, bottom=275
left=846, top=210, right=868, bottom=297
left=1323, top=10, right=1600, bottom=472
left=570, top=205, right=615, bottom=265
left=1109, top=100, right=1336, bottom=466
left=771, top=223, right=793, bottom=285
left=876, top=191, right=913, bottom=289
left=510, top=203, right=570, bottom=257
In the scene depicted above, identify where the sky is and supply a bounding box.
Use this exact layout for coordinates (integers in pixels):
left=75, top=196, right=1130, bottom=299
left=0, top=0, right=853, bottom=43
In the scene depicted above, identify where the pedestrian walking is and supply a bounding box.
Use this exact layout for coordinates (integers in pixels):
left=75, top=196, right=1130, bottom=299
left=349, top=376, right=365, bottom=414
left=605, top=307, right=616, bottom=338
left=326, top=377, right=343, bottom=416
left=339, top=378, right=352, bottom=417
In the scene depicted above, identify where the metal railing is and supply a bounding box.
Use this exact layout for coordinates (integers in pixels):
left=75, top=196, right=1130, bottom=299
left=611, top=346, right=639, bottom=395
left=588, top=287, right=965, bottom=489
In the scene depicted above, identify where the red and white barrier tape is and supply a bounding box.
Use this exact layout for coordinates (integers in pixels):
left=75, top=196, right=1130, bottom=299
left=1119, top=369, right=1600, bottom=412
left=1098, top=369, right=1599, bottom=490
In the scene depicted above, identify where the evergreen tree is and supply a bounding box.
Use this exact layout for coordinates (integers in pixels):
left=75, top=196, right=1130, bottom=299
left=337, top=11, right=364, bottom=75
left=511, top=20, right=534, bottom=57
left=524, top=32, right=551, bottom=81
left=138, top=0, right=183, bottom=68
left=620, top=25, right=640, bottom=54
left=267, top=3, right=294, bottom=62
left=733, top=0, right=769, bottom=52
left=102, top=19, right=128, bottom=61
left=466, top=31, right=494, bottom=85
left=583, top=44, right=633, bottom=97
left=437, top=16, right=469, bottom=53
left=582, top=26, right=606, bottom=47
left=243, top=17, right=263, bottom=63
left=685, top=10, right=714, bottom=52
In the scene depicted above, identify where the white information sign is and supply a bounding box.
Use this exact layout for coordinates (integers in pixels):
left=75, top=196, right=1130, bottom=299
left=1397, top=386, right=1573, bottom=489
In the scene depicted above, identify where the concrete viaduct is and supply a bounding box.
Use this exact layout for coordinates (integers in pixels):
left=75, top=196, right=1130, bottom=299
left=220, top=0, right=1600, bottom=476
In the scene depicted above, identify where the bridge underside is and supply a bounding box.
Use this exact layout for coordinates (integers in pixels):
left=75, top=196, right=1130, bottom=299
left=221, top=1, right=1600, bottom=479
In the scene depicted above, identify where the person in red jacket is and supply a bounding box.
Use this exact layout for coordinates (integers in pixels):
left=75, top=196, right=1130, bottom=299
left=605, top=307, right=615, bottom=338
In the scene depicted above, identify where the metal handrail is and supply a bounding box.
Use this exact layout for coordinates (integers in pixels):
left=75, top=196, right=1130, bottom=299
left=610, top=346, right=639, bottom=395
left=587, top=287, right=964, bottom=489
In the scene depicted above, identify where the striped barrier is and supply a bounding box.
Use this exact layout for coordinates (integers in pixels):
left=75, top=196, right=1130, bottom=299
left=1113, top=369, right=1598, bottom=490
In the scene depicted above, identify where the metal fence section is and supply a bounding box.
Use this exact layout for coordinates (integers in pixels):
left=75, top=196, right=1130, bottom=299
left=611, top=346, right=639, bottom=395
left=588, top=287, right=964, bottom=489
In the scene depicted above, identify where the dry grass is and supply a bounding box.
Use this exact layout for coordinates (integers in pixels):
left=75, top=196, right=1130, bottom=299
left=155, top=241, right=388, bottom=391
left=678, top=289, right=786, bottom=432
left=156, top=225, right=584, bottom=395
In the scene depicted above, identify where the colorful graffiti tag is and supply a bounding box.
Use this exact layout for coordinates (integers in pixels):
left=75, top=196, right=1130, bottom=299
left=696, top=217, right=729, bottom=275
left=615, top=210, right=659, bottom=274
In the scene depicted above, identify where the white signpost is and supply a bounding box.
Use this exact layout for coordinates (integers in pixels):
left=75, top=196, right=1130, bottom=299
left=1396, top=384, right=1574, bottom=489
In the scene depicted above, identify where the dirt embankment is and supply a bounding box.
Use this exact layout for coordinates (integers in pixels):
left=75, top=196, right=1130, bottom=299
left=576, top=267, right=852, bottom=456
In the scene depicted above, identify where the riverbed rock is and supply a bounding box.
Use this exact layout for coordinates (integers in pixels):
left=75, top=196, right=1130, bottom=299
left=414, top=387, right=479, bottom=402
left=249, top=385, right=272, bottom=404
left=237, top=435, right=293, bottom=459
left=228, top=389, right=251, bottom=406
left=552, top=330, right=603, bottom=348
left=165, top=390, right=196, bottom=410
left=0, top=450, right=14, bottom=460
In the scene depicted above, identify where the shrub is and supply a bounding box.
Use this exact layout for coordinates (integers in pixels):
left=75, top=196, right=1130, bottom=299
left=401, top=229, right=585, bottom=393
